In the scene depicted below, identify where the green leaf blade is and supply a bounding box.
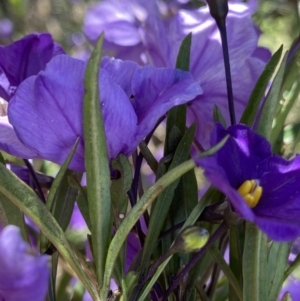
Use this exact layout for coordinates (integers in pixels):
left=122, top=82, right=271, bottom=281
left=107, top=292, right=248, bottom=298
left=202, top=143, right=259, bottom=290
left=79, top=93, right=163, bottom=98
left=83, top=33, right=112, bottom=297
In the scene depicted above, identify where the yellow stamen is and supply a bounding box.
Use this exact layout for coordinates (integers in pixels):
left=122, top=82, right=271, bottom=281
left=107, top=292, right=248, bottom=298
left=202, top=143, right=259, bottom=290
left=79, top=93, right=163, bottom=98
left=237, top=179, right=263, bottom=208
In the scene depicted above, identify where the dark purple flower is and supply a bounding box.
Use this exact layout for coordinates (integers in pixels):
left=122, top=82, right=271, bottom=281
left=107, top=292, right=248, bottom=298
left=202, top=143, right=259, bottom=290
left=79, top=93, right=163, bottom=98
left=195, top=123, right=300, bottom=241
left=7, top=55, right=202, bottom=171
left=0, top=225, right=49, bottom=301
left=0, top=33, right=65, bottom=101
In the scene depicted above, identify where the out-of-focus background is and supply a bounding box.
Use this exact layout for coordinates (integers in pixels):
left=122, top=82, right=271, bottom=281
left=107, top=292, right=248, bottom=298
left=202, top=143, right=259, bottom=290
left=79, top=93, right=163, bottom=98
left=0, top=0, right=299, bottom=53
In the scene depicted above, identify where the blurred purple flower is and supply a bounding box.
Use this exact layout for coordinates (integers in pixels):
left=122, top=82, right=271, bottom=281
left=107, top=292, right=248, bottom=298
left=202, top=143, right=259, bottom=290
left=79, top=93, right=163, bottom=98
left=0, top=18, right=13, bottom=37
left=84, top=0, right=159, bottom=64
left=83, top=1, right=270, bottom=147
left=0, top=225, right=49, bottom=301
left=7, top=55, right=202, bottom=171
left=195, top=123, right=300, bottom=241
left=280, top=278, right=300, bottom=301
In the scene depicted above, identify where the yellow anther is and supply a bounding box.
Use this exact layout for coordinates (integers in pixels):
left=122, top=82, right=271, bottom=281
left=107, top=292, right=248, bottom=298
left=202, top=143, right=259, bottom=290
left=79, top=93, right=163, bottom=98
left=237, top=179, right=263, bottom=208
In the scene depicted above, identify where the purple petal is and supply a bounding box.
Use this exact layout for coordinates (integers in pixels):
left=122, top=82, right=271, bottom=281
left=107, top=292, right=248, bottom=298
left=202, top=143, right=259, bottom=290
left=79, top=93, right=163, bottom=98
left=8, top=55, right=86, bottom=171
left=196, top=124, right=300, bottom=241
left=0, top=226, right=49, bottom=301
left=0, top=33, right=65, bottom=101
left=0, top=114, right=37, bottom=158
left=8, top=55, right=138, bottom=169
left=83, top=1, right=142, bottom=45
left=101, top=57, right=140, bottom=96
left=132, top=66, right=203, bottom=142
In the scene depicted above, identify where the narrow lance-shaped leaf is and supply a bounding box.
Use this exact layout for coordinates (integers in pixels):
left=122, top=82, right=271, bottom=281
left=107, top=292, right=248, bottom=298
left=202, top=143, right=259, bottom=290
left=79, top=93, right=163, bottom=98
left=102, top=136, right=229, bottom=298
left=240, top=45, right=283, bottom=126
left=256, top=51, right=288, bottom=139
left=141, top=124, right=196, bottom=273
left=165, top=32, right=192, bottom=155
left=0, top=164, right=100, bottom=301
left=83, top=33, right=112, bottom=296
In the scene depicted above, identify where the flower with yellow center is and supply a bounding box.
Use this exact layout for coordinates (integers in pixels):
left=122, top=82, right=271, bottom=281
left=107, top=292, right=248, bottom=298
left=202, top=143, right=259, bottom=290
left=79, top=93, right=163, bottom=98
left=237, top=180, right=263, bottom=208
left=195, top=123, right=300, bottom=241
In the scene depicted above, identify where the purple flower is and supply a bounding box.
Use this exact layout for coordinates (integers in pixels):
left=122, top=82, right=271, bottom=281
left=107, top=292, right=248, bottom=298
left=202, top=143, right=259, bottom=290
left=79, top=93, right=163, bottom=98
left=0, top=225, right=49, bottom=301
left=195, top=123, right=300, bottom=241
left=83, top=1, right=270, bottom=147
left=0, top=33, right=65, bottom=159
left=0, top=33, right=65, bottom=101
left=0, top=18, right=13, bottom=38
left=280, top=278, right=300, bottom=301
left=7, top=55, right=202, bottom=171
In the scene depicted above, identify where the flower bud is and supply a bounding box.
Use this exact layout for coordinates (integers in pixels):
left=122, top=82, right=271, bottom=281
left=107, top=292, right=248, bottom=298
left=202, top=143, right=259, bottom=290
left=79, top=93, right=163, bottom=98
left=173, top=226, right=209, bottom=253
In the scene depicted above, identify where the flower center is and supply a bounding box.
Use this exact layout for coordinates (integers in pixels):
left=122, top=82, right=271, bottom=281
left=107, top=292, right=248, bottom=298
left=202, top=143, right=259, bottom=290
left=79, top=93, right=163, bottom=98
left=237, top=179, right=263, bottom=208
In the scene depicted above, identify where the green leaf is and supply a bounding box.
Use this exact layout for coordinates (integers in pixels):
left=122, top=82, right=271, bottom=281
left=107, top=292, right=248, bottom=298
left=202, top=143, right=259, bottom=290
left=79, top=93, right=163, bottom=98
left=46, top=137, right=79, bottom=211
left=213, top=105, right=227, bottom=127
left=270, top=74, right=300, bottom=147
left=243, top=222, right=268, bottom=301
left=102, top=137, right=229, bottom=298
left=268, top=242, right=290, bottom=301
left=209, top=245, right=242, bottom=301
left=229, top=224, right=244, bottom=301
left=40, top=138, right=80, bottom=253
left=257, top=51, right=288, bottom=139
left=0, top=164, right=100, bottom=301
left=139, top=187, right=216, bottom=301
left=240, top=45, right=283, bottom=126
left=141, top=124, right=196, bottom=271
left=75, top=186, right=91, bottom=230
left=176, top=32, right=192, bottom=71
left=111, top=154, right=132, bottom=228
left=165, top=33, right=192, bottom=154
left=83, top=33, right=112, bottom=296
left=0, top=192, right=28, bottom=240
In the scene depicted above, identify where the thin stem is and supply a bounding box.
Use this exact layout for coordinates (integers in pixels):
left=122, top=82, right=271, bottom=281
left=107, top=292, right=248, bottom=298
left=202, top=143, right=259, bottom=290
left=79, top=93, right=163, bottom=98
left=217, top=18, right=236, bottom=125
left=132, top=248, right=175, bottom=301
left=161, top=222, right=228, bottom=300
left=23, top=159, right=46, bottom=203
left=207, top=0, right=236, bottom=125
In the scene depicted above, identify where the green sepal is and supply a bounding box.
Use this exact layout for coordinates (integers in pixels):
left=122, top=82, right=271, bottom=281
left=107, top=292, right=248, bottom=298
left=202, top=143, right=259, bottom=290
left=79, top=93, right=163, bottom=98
left=83, top=33, right=112, bottom=297
left=240, top=45, right=283, bottom=126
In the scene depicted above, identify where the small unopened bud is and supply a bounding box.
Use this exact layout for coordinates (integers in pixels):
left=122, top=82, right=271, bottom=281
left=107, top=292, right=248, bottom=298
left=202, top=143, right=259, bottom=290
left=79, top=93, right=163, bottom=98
left=173, top=226, right=209, bottom=253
